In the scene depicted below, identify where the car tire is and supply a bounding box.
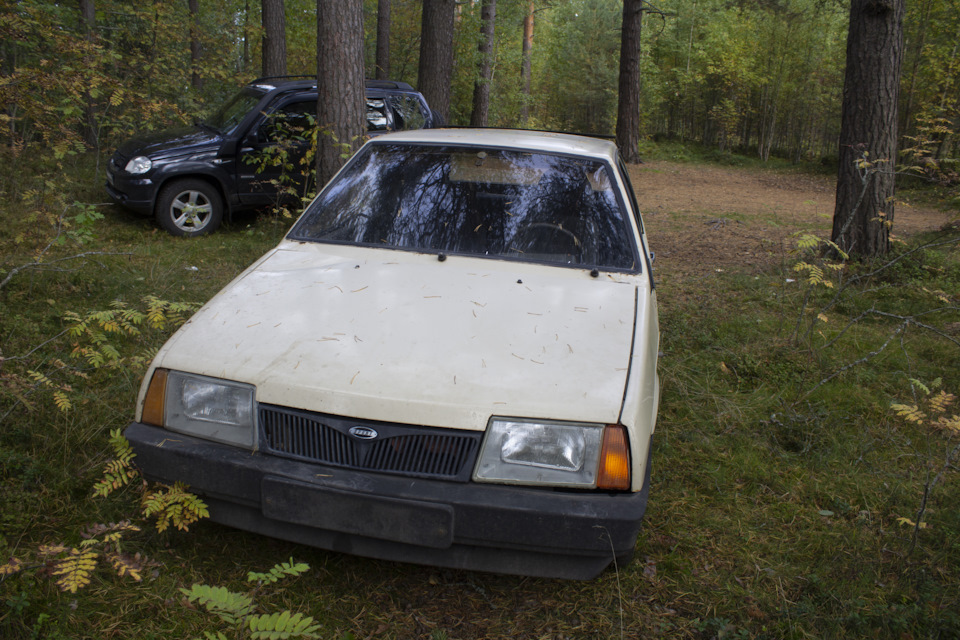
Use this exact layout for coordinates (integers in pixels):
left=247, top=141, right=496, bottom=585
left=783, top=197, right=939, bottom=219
left=156, top=179, right=224, bottom=237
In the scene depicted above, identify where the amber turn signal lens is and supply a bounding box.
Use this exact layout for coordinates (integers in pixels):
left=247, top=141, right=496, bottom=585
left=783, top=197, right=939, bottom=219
left=597, top=424, right=631, bottom=490
left=141, top=368, right=167, bottom=426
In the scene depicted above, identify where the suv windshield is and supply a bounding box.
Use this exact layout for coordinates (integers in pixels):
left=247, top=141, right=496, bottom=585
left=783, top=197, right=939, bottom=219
left=290, top=144, right=637, bottom=271
left=206, top=88, right=264, bottom=134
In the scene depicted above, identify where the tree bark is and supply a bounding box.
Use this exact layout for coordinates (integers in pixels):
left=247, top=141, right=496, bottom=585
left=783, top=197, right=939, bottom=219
left=470, top=0, right=496, bottom=127
left=188, top=0, right=203, bottom=91
left=418, top=0, right=455, bottom=122
left=79, top=0, right=97, bottom=148
left=316, top=0, right=365, bottom=186
left=615, top=0, right=643, bottom=162
left=375, top=0, right=390, bottom=80
left=520, top=2, right=534, bottom=125
left=261, top=0, right=287, bottom=78
left=831, top=0, right=905, bottom=257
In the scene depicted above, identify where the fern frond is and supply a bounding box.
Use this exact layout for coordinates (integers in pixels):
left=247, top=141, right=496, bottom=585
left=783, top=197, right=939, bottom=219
left=53, top=390, right=72, bottom=412
left=934, top=415, right=960, bottom=435
left=248, top=558, right=310, bottom=584
left=38, top=544, right=69, bottom=555
left=909, top=378, right=931, bottom=395
left=248, top=610, right=322, bottom=639
left=180, top=584, right=254, bottom=624
left=143, top=482, right=208, bottom=532
left=106, top=550, right=143, bottom=582
left=928, top=391, right=955, bottom=414
left=0, top=557, right=23, bottom=576
left=891, top=403, right=926, bottom=424
left=27, top=370, right=53, bottom=387
left=53, top=548, right=99, bottom=593
left=795, top=234, right=820, bottom=251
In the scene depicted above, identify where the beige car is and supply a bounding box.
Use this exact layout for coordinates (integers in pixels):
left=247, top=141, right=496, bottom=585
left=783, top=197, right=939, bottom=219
left=125, top=128, right=660, bottom=579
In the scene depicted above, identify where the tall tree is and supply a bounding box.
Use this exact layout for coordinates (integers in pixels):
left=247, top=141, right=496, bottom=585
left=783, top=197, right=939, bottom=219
left=831, top=0, right=905, bottom=257
left=375, top=0, right=391, bottom=80
left=520, top=1, right=534, bottom=125
left=470, top=0, right=496, bottom=127
left=418, top=0, right=455, bottom=122
left=79, top=0, right=97, bottom=148
left=262, top=0, right=287, bottom=77
left=188, top=0, right=203, bottom=91
left=615, top=0, right=643, bottom=162
left=316, top=0, right=365, bottom=185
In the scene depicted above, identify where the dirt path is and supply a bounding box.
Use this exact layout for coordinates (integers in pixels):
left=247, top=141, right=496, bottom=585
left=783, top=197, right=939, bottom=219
left=627, top=161, right=955, bottom=283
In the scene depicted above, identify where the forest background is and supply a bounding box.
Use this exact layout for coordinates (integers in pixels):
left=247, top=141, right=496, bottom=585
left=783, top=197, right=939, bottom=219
left=1, top=0, right=960, bottom=639
left=3, top=0, right=959, bottom=171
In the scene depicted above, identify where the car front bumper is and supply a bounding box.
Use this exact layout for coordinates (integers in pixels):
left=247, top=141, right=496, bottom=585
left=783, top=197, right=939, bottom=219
left=105, top=170, right=155, bottom=216
left=124, top=422, right=649, bottom=580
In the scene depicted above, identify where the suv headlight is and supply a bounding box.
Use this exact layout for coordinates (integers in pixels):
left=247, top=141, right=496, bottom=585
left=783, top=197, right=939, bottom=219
left=474, top=418, right=629, bottom=488
left=124, top=156, right=153, bottom=174
left=141, top=369, right=256, bottom=448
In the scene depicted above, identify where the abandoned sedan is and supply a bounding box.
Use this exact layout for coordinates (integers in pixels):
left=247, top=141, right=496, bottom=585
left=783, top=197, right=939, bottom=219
left=125, top=129, right=660, bottom=580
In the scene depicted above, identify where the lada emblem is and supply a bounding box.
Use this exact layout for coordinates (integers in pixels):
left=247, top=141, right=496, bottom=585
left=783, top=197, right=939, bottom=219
left=348, top=426, right=378, bottom=440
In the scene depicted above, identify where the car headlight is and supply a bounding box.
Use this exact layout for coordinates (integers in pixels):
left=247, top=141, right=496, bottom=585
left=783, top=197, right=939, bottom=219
left=473, top=418, right=630, bottom=489
left=141, top=369, right=256, bottom=448
left=124, top=156, right=153, bottom=174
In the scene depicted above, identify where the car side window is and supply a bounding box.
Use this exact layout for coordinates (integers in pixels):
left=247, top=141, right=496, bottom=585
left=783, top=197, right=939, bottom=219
left=367, top=98, right=390, bottom=131
left=388, top=95, right=428, bottom=131
left=259, top=100, right=317, bottom=143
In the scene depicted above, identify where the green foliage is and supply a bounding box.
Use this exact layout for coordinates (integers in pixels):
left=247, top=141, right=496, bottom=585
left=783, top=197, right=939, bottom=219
left=91, top=429, right=138, bottom=498
left=181, top=561, right=321, bottom=640
left=247, top=559, right=311, bottom=585
left=141, top=482, right=210, bottom=533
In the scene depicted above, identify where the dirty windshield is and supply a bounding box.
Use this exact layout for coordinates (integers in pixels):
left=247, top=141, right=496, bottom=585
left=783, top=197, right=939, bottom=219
left=205, top=88, right=262, bottom=134
left=290, top=143, right=638, bottom=271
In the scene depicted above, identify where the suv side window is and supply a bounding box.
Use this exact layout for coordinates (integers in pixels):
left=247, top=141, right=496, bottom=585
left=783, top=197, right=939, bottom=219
left=366, top=98, right=390, bottom=131
left=388, top=95, right=428, bottom=131
left=259, top=100, right=317, bottom=143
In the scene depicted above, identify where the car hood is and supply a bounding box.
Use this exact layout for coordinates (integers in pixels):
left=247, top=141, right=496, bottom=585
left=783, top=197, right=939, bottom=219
left=154, top=242, right=641, bottom=431
left=118, top=125, right=222, bottom=160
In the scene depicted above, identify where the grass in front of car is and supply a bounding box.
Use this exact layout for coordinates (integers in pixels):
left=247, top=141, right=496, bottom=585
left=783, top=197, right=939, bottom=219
left=1, top=152, right=958, bottom=639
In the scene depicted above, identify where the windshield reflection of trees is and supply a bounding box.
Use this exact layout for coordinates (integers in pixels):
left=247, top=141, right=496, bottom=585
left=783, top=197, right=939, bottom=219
left=292, top=144, right=636, bottom=270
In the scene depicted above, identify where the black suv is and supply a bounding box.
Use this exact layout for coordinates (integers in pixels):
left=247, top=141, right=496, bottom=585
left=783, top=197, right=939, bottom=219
left=105, top=77, right=435, bottom=236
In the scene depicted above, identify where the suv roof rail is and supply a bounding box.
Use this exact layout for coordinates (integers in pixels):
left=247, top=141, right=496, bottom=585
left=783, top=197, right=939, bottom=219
left=365, top=79, right=416, bottom=91
left=248, top=75, right=315, bottom=85
left=247, top=76, right=417, bottom=93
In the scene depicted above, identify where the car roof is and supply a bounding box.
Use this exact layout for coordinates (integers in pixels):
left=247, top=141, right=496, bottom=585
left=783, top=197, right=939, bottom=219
left=366, top=128, right=621, bottom=163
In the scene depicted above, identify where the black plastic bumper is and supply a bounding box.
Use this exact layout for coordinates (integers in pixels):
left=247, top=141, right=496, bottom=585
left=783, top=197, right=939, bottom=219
left=125, top=422, right=649, bottom=580
left=105, top=180, right=154, bottom=216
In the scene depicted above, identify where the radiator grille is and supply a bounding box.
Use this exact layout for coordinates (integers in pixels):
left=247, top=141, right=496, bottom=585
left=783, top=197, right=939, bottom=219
left=259, top=405, right=481, bottom=482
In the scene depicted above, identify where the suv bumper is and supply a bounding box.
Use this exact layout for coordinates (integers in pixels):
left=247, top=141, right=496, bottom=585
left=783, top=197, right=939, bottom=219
left=105, top=179, right=154, bottom=216
left=124, top=422, right=649, bottom=580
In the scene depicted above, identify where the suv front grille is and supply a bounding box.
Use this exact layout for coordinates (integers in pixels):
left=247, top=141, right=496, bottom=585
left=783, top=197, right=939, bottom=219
left=258, top=405, right=481, bottom=482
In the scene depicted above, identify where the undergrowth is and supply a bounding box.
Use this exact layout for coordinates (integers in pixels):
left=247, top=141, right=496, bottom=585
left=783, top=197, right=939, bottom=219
left=1, top=151, right=958, bottom=638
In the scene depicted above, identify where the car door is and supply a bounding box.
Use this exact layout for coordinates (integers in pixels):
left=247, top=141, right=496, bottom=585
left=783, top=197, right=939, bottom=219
left=236, top=98, right=317, bottom=207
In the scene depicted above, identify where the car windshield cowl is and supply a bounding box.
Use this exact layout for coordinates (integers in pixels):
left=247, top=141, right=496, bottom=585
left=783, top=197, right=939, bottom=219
left=289, top=143, right=639, bottom=272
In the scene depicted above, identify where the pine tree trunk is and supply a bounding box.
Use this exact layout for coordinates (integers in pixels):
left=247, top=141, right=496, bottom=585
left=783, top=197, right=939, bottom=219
left=615, top=0, right=643, bottom=163
left=316, top=0, right=365, bottom=186
left=418, top=0, right=455, bottom=122
left=375, top=0, right=391, bottom=80
left=470, top=0, right=496, bottom=127
left=261, top=0, right=287, bottom=78
left=79, top=0, right=97, bottom=148
left=520, top=2, right=534, bottom=125
left=831, top=0, right=905, bottom=257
